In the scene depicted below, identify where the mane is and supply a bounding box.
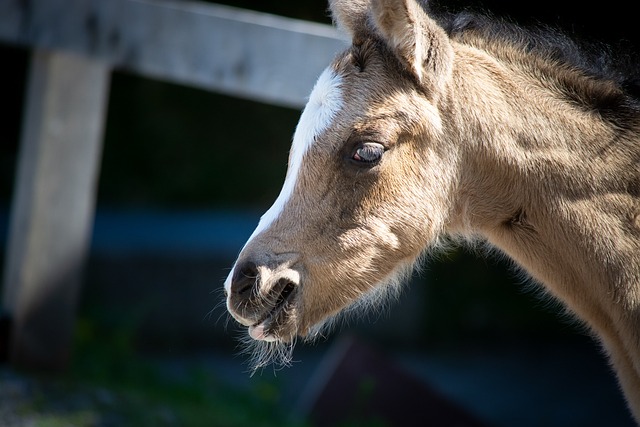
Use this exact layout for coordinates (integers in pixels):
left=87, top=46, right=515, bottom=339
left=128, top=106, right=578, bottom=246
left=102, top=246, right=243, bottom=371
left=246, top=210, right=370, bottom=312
left=432, top=8, right=640, bottom=130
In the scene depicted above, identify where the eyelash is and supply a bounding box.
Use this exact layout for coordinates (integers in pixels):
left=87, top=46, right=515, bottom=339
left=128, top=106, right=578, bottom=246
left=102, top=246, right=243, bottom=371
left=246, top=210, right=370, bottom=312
left=352, top=142, right=385, bottom=165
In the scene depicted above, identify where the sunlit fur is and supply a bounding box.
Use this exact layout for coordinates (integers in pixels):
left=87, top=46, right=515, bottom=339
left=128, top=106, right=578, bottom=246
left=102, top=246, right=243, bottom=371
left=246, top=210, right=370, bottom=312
left=225, top=0, right=640, bottom=420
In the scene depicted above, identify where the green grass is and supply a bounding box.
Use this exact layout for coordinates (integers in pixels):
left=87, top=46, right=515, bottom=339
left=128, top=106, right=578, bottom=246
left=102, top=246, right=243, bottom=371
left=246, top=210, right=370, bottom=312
left=0, top=316, right=308, bottom=427
left=62, top=317, right=307, bottom=427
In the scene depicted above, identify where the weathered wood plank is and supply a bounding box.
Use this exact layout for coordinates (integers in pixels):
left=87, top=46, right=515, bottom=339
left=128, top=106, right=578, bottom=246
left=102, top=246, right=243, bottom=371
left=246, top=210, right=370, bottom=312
left=2, top=49, right=110, bottom=370
left=0, top=0, right=346, bottom=108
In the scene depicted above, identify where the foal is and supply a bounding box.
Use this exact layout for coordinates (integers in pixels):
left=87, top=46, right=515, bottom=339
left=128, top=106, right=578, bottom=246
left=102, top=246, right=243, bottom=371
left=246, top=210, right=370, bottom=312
left=224, top=0, right=640, bottom=421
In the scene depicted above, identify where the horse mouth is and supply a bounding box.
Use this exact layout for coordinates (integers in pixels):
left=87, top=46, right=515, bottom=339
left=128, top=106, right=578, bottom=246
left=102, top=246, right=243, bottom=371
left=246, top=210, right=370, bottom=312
left=248, top=280, right=297, bottom=342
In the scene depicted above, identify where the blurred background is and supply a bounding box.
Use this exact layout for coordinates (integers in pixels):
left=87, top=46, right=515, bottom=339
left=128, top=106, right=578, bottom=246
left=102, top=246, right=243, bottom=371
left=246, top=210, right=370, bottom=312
left=0, top=0, right=638, bottom=426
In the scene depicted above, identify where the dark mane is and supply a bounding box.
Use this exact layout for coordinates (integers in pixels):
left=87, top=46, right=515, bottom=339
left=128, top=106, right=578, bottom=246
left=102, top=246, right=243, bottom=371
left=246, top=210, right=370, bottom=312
left=434, top=9, right=640, bottom=129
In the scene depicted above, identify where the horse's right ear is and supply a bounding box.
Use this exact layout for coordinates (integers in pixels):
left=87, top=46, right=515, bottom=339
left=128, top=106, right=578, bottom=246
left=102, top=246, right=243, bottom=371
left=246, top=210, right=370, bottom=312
left=329, top=0, right=369, bottom=39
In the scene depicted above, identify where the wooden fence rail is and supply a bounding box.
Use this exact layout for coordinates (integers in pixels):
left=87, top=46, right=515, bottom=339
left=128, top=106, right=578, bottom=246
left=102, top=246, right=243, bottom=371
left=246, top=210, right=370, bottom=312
left=0, top=0, right=345, bottom=107
left=0, top=0, right=344, bottom=370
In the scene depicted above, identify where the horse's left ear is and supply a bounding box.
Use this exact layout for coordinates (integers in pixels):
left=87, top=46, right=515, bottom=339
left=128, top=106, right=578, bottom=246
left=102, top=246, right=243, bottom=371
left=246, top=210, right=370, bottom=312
left=329, top=0, right=369, bottom=39
left=370, top=0, right=452, bottom=91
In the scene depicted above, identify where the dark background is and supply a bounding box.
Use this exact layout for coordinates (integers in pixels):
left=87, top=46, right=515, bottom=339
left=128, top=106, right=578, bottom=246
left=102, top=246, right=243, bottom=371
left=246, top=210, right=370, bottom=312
left=0, top=1, right=638, bottom=426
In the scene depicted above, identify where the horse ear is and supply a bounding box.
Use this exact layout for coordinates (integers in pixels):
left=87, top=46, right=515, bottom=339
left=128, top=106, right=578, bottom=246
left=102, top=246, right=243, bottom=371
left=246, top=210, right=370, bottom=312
left=370, top=0, right=452, bottom=90
left=329, top=0, right=369, bottom=39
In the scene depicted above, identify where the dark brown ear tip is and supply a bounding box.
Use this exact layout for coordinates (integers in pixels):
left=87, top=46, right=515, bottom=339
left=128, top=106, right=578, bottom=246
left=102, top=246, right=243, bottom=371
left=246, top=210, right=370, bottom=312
left=328, top=0, right=370, bottom=38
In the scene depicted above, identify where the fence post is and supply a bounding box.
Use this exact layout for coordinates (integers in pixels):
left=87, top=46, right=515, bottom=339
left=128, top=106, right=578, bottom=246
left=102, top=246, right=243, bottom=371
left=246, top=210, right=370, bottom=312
left=1, top=49, right=110, bottom=370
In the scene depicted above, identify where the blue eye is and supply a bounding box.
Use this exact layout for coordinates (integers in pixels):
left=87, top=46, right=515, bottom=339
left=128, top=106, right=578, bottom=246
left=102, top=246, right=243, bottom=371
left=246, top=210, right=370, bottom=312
left=352, top=143, right=385, bottom=164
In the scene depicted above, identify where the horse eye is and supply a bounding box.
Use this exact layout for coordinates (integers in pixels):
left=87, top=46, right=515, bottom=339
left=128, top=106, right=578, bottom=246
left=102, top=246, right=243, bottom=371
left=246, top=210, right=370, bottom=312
left=352, top=143, right=385, bottom=164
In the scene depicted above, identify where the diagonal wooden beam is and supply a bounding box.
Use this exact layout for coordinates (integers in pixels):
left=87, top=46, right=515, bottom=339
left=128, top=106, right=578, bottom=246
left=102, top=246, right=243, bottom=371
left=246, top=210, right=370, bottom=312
left=0, top=0, right=346, bottom=108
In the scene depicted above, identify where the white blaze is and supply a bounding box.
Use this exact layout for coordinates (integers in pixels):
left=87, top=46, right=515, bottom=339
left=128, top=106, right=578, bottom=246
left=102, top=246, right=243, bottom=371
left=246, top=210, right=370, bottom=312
left=224, top=67, right=343, bottom=291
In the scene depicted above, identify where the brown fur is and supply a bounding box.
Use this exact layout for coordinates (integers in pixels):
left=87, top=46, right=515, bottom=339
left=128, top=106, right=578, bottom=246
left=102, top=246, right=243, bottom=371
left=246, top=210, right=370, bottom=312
left=226, top=0, right=640, bottom=420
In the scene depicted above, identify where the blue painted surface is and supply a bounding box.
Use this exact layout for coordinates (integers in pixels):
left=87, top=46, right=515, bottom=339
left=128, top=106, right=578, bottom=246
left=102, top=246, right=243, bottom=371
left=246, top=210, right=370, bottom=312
left=90, top=208, right=260, bottom=257
left=0, top=207, right=261, bottom=257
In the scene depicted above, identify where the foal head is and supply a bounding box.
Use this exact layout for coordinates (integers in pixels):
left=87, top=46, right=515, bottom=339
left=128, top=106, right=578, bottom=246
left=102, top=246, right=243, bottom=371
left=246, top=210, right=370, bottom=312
left=224, top=0, right=459, bottom=365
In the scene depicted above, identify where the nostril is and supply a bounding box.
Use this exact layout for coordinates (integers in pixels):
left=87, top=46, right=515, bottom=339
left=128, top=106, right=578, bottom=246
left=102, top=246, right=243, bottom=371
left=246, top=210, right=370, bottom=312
left=275, top=279, right=295, bottom=305
left=231, top=261, right=259, bottom=297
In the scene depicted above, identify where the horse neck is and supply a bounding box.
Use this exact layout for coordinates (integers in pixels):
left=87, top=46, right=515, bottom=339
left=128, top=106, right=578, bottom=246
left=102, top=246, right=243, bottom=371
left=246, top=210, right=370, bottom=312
left=443, top=44, right=640, bottom=305
left=433, top=37, right=640, bottom=424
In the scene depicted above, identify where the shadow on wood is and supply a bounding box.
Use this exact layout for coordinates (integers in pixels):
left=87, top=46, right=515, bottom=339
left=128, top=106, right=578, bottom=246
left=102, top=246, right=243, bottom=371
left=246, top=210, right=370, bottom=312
left=298, top=336, right=490, bottom=427
left=9, top=258, right=86, bottom=371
